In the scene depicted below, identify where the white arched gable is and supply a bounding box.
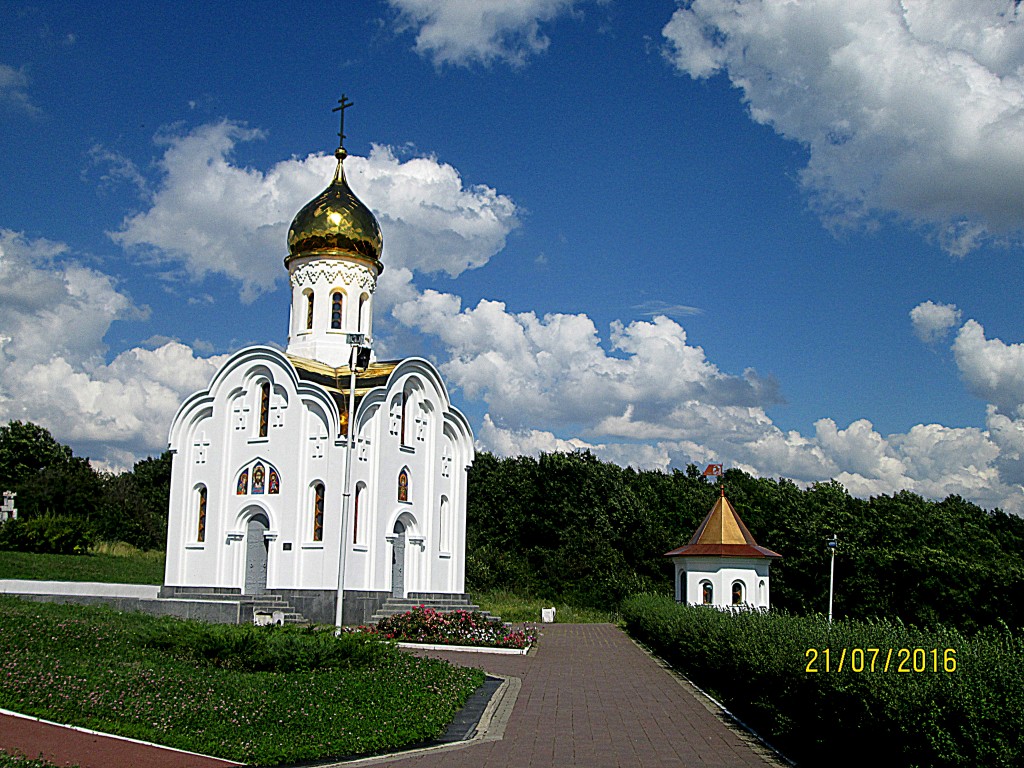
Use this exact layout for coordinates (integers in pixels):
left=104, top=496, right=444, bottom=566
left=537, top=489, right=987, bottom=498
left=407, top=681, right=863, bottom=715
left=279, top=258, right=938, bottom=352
left=168, top=394, right=214, bottom=450
left=168, top=346, right=342, bottom=448
left=384, top=358, right=454, bottom=412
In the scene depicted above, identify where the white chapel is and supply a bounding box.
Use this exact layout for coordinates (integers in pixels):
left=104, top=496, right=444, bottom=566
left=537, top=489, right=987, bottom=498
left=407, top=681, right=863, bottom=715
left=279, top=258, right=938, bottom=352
left=161, top=110, right=475, bottom=625
left=666, top=490, right=781, bottom=610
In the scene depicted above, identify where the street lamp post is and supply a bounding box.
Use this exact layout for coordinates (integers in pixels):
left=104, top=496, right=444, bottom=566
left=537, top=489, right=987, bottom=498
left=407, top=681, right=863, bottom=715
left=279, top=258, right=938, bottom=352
left=334, top=333, right=370, bottom=631
left=827, top=534, right=838, bottom=624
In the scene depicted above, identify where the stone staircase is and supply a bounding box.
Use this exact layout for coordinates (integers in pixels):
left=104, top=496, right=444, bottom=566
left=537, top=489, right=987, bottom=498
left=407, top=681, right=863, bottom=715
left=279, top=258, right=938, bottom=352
left=158, top=586, right=309, bottom=625
left=368, top=592, right=504, bottom=625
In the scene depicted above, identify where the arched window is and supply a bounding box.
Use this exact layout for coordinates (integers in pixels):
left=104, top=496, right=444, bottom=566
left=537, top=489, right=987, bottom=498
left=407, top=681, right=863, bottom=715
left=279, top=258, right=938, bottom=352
left=312, top=482, right=324, bottom=542
left=196, top=486, right=207, bottom=543
left=358, top=293, right=368, bottom=332
left=252, top=462, right=266, bottom=494
left=732, top=581, right=744, bottom=605
left=236, top=469, right=249, bottom=495
left=398, top=468, right=409, bottom=502
left=353, top=483, right=364, bottom=544
left=305, top=291, right=314, bottom=330
left=701, top=580, right=713, bottom=605
left=331, top=291, right=344, bottom=330
left=400, top=393, right=407, bottom=445
left=439, top=495, right=450, bottom=552
left=258, top=382, right=270, bottom=438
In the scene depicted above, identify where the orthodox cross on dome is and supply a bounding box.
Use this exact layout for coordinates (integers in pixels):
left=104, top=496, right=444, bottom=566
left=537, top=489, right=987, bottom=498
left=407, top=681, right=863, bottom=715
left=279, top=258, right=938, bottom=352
left=333, top=93, right=354, bottom=151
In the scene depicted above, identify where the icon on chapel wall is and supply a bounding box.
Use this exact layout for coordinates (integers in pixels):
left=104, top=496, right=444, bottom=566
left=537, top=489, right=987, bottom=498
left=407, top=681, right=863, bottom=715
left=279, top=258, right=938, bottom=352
left=398, top=468, right=409, bottom=502
left=252, top=463, right=266, bottom=494
left=237, top=469, right=249, bottom=495
left=268, top=468, right=280, bottom=494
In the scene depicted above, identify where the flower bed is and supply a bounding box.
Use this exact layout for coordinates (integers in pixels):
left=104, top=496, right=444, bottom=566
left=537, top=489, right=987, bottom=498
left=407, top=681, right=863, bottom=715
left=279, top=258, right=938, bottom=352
left=352, top=606, right=536, bottom=650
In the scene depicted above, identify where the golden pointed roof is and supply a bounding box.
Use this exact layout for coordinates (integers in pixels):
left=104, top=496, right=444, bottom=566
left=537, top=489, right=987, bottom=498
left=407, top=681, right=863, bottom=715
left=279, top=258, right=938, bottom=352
left=286, top=145, right=384, bottom=272
left=665, top=490, right=782, bottom=559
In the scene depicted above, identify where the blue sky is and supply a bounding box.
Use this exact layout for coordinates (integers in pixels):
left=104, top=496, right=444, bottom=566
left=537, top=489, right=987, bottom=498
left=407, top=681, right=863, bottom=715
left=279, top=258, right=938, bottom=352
left=4, top=1, right=1024, bottom=512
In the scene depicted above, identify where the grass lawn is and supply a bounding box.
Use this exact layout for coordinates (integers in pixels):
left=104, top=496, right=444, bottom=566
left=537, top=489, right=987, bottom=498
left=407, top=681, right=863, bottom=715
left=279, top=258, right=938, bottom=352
left=473, top=588, right=619, bottom=623
left=0, top=596, right=484, bottom=766
left=0, top=546, right=165, bottom=585
left=0, top=752, right=68, bottom=768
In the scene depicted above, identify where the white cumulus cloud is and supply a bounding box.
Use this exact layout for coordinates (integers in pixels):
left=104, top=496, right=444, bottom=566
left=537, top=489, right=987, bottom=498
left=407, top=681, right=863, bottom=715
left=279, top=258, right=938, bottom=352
left=396, top=287, right=1024, bottom=512
left=911, top=300, right=962, bottom=343
left=389, top=0, right=580, bottom=66
left=0, top=229, right=224, bottom=469
left=662, top=0, right=1024, bottom=254
left=111, top=122, right=518, bottom=305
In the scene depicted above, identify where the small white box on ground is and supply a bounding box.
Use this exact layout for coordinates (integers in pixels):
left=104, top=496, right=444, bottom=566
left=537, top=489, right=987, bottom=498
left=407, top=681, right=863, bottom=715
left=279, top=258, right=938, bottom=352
left=541, top=607, right=556, bottom=623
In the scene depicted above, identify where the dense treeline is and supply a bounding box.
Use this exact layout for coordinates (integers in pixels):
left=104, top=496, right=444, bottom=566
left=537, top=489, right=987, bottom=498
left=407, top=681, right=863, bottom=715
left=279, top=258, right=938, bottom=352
left=0, top=421, right=169, bottom=552
left=466, top=450, right=1024, bottom=632
left=4, top=418, right=1024, bottom=633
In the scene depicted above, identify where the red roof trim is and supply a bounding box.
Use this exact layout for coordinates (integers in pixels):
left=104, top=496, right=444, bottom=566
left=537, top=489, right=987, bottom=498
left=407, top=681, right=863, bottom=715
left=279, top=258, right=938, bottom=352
left=664, top=543, right=782, bottom=559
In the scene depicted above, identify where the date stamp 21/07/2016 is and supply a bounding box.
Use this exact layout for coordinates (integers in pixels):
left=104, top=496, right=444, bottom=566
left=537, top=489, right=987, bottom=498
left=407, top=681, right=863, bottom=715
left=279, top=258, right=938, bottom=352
left=805, top=647, right=957, bottom=673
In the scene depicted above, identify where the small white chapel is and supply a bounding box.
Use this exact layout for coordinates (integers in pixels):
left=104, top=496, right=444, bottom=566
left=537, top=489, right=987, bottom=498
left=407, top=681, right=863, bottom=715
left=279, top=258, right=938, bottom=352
left=162, top=104, right=475, bottom=625
left=666, top=489, right=782, bottom=610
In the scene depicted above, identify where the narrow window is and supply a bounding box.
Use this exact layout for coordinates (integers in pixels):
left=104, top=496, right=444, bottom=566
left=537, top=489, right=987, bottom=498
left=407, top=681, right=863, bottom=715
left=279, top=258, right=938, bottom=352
left=701, top=581, right=713, bottom=605
left=197, top=486, right=207, bottom=543
left=398, top=468, right=409, bottom=502
left=313, top=482, right=324, bottom=542
left=259, top=382, right=270, bottom=437
left=353, top=484, right=362, bottom=544
left=400, top=393, right=407, bottom=445
left=439, top=495, right=449, bottom=552
left=358, top=294, right=368, bottom=332
left=331, top=291, right=343, bottom=330
left=732, top=581, right=744, bottom=605
left=306, top=292, right=314, bottom=330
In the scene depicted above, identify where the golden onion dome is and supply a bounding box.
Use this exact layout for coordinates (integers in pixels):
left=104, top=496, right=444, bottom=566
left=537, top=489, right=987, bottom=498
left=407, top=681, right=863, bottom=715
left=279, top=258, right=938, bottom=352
left=286, top=147, right=384, bottom=272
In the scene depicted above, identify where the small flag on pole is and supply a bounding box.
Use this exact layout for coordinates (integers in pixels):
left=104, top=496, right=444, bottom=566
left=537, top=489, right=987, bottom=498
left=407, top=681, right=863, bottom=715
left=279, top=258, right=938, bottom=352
left=703, top=463, right=723, bottom=477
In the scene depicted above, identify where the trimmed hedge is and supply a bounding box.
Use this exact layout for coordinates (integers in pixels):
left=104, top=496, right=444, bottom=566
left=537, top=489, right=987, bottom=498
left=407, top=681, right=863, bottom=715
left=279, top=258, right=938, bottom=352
left=621, top=594, right=1024, bottom=768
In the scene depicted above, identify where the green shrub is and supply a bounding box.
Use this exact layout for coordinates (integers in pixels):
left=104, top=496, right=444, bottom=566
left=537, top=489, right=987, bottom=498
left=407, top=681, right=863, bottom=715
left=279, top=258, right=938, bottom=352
left=0, top=516, right=92, bottom=555
left=139, top=620, right=396, bottom=672
left=622, top=594, right=1024, bottom=768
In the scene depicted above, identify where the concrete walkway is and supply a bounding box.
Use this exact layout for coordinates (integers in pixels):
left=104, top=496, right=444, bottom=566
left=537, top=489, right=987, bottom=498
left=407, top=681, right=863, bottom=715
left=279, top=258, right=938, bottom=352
left=0, top=624, right=782, bottom=768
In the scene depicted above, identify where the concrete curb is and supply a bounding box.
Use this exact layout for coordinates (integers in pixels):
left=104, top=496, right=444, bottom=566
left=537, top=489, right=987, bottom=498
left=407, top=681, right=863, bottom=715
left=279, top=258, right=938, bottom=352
left=395, top=641, right=530, bottom=655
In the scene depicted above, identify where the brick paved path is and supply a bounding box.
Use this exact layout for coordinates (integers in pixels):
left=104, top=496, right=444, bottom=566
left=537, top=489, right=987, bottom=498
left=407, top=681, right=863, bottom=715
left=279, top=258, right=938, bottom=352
left=349, top=623, right=779, bottom=768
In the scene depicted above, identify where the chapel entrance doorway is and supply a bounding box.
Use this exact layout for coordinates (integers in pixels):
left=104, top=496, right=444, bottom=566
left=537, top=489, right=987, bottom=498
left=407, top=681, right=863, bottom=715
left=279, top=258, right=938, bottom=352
left=391, top=520, right=406, bottom=598
left=245, top=513, right=270, bottom=595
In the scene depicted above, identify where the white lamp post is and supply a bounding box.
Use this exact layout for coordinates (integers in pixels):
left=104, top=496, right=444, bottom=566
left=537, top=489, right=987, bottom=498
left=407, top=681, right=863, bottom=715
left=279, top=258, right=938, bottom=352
left=334, top=333, right=370, bottom=631
left=827, top=534, right=838, bottom=624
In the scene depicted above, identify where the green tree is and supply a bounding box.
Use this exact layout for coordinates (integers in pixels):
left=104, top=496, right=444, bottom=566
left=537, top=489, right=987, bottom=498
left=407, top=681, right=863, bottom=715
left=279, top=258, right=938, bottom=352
left=0, top=420, right=74, bottom=487
left=95, top=452, right=171, bottom=550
